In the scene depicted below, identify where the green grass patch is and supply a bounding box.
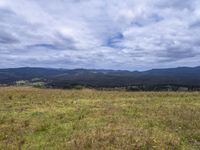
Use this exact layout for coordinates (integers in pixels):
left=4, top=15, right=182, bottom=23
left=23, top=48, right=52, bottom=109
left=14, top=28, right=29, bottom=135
left=0, top=87, right=200, bottom=149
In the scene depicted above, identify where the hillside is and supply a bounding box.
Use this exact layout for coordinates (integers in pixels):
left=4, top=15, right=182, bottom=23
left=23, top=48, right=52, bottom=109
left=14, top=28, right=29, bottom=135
left=0, top=67, right=200, bottom=90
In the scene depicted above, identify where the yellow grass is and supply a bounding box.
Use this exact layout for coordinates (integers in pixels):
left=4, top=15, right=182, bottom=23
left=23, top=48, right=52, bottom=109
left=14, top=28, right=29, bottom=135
left=0, top=87, right=200, bottom=149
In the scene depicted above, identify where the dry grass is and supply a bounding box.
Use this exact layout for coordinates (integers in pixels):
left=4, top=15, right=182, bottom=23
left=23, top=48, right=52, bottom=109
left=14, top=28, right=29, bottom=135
left=0, top=87, right=200, bottom=150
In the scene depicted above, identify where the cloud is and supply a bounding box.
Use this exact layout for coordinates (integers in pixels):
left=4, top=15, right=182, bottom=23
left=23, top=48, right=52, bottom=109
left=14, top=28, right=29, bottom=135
left=0, top=0, right=200, bottom=70
left=0, top=30, right=19, bottom=44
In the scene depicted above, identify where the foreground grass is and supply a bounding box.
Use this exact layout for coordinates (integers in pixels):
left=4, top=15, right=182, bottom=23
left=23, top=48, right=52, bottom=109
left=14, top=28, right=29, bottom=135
left=0, top=87, right=200, bottom=150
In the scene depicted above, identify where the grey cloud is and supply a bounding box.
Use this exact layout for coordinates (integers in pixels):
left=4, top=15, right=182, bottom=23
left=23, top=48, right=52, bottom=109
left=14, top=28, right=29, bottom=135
left=157, top=47, right=197, bottom=62
left=26, top=33, right=78, bottom=51
left=0, top=30, right=19, bottom=44
left=131, top=14, right=164, bottom=27
left=27, top=44, right=60, bottom=50
left=156, top=0, right=194, bottom=10
left=190, top=20, right=200, bottom=28
left=0, top=7, right=16, bottom=20
left=0, top=0, right=200, bottom=70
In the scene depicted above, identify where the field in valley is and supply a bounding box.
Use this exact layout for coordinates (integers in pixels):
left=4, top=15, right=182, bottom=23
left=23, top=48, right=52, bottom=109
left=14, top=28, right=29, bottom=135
left=0, top=87, right=200, bottom=150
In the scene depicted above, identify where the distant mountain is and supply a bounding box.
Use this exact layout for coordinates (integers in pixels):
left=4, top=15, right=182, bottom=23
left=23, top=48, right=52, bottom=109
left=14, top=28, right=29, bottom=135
left=0, top=67, right=67, bottom=84
left=0, top=66, right=200, bottom=90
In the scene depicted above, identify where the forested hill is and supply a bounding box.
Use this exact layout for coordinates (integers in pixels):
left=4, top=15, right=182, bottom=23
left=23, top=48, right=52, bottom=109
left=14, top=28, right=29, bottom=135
left=0, top=66, right=200, bottom=90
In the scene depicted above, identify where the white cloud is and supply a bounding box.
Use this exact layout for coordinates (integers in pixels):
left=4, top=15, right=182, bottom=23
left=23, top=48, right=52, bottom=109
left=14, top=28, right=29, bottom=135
left=0, top=0, right=200, bottom=70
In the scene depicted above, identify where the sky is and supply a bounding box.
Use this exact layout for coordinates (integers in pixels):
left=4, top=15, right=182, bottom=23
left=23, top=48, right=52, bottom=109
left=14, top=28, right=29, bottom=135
left=0, top=0, right=200, bottom=70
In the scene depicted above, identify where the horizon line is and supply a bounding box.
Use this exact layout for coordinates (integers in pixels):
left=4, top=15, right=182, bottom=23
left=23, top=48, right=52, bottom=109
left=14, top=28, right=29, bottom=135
left=0, top=65, right=199, bottom=72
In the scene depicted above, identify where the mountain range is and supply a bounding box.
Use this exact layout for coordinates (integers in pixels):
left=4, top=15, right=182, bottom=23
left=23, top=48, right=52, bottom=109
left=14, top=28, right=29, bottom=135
left=0, top=66, right=200, bottom=90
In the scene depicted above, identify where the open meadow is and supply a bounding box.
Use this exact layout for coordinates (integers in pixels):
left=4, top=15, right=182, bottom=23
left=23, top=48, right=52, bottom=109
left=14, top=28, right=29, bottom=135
left=0, top=87, right=200, bottom=150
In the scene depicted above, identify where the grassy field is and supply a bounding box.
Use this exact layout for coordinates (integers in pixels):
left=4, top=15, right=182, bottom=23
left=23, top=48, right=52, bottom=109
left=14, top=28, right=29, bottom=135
left=0, top=87, right=200, bottom=150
